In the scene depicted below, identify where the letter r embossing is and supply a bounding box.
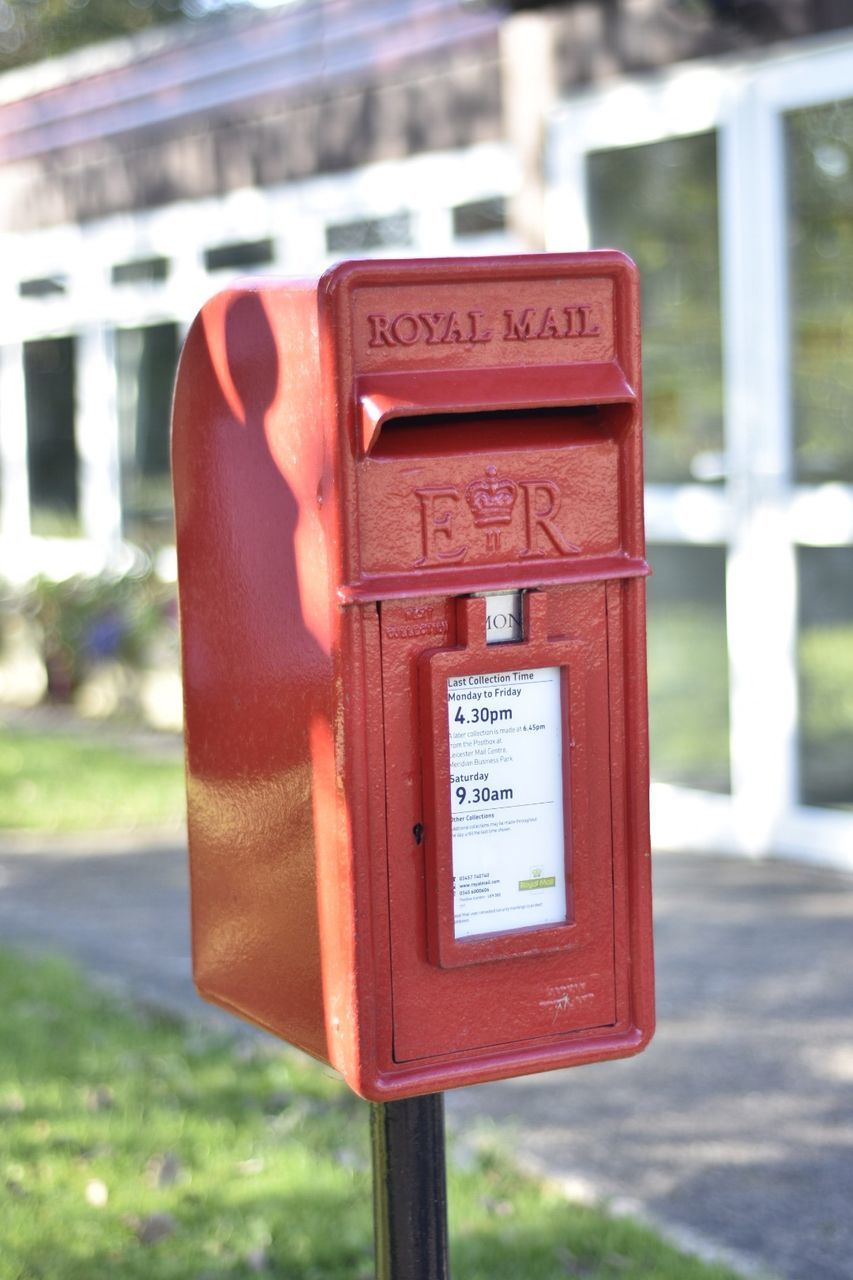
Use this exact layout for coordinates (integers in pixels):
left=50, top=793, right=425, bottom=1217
left=368, top=314, right=394, bottom=347
left=519, top=481, right=580, bottom=558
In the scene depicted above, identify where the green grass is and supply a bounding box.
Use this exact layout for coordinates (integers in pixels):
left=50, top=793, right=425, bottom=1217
left=0, top=950, right=743, bottom=1280
left=0, top=726, right=185, bottom=831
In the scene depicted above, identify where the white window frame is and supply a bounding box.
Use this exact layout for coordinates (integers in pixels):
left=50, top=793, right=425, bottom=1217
left=0, top=141, right=520, bottom=583
left=547, top=32, right=853, bottom=871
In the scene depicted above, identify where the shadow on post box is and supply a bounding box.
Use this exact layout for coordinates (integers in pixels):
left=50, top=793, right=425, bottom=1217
left=172, top=254, right=655, bottom=1101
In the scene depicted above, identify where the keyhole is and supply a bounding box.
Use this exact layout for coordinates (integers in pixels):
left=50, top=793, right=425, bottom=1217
left=412, top=823, right=424, bottom=845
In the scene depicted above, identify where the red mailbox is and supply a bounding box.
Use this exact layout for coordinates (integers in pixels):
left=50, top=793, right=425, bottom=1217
left=172, top=252, right=653, bottom=1100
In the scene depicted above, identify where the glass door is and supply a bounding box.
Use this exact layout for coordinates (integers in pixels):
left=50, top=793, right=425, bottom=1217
left=548, top=41, right=853, bottom=870
left=786, top=101, right=853, bottom=816
left=586, top=129, right=731, bottom=800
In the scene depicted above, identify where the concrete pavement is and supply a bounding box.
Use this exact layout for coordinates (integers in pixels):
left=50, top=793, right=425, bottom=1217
left=1, top=836, right=851, bottom=1280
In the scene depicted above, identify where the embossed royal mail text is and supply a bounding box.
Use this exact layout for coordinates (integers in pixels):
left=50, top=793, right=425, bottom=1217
left=367, top=305, right=600, bottom=349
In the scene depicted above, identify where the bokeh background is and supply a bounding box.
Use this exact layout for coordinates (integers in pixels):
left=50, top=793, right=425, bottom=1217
left=1, top=7, right=853, bottom=1280
left=1, top=0, right=852, bottom=868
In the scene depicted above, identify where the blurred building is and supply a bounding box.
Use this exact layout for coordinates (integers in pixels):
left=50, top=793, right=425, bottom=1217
left=1, top=0, right=852, bottom=867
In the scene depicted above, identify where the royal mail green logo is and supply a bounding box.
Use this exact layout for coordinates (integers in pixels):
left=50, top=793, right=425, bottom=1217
left=519, top=876, right=556, bottom=891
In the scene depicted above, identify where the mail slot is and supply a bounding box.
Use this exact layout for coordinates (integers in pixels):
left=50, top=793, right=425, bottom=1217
left=172, top=252, right=654, bottom=1100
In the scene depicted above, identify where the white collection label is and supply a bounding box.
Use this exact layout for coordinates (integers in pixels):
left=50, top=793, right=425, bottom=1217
left=447, top=666, right=567, bottom=939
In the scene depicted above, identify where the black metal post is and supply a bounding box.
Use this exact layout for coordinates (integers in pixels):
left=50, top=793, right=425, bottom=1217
left=370, top=1092, right=451, bottom=1280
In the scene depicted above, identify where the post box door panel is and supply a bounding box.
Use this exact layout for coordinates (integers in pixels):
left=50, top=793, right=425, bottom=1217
left=380, top=583, right=616, bottom=1063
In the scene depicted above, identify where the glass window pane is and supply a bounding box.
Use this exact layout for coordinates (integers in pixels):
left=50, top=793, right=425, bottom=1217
left=587, top=133, right=724, bottom=485
left=325, top=213, right=412, bottom=254
left=452, top=196, right=507, bottom=238
left=786, top=100, right=853, bottom=483
left=798, top=546, right=853, bottom=809
left=24, top=336, right=79, bottom=536
left=19, top=276, right=67, bottom=297
left=204, top=239, right=274, bottom=272
left=647, top=544, right=730, bottom=793
left=112, top=257, right=170, bottom=285
left=116, top=324, right=179, bottom=548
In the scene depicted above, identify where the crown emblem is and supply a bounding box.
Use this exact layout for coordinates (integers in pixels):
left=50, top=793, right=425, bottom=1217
left=465, top=467, right=518, bottom=527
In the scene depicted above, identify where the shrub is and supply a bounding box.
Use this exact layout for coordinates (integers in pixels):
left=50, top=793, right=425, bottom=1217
left=8, top=571, right=177, bottom=707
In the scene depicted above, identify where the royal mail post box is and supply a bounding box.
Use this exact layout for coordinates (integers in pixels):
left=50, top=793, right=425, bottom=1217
left=172, top=252, right=654, bottom=1100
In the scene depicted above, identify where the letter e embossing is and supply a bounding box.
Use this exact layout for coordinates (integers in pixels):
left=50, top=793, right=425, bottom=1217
left=415, top=488, right=467, bottom=565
